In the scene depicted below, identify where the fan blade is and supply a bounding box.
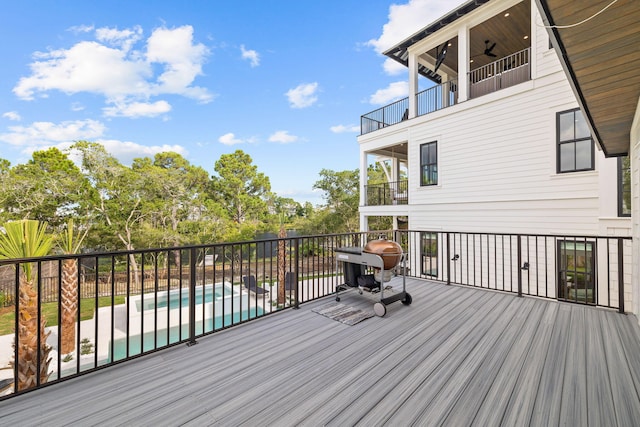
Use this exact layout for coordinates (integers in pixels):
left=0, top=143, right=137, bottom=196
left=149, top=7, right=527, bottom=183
left=433, top=41, right=449, bottom=73
left=488, top=42, right=496, bottom=52
left=487, top=52, right=497, bottom=58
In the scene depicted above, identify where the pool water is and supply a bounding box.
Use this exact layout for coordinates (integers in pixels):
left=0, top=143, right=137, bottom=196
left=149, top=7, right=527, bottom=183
left=135, top=285, right=233, bottom=312
left=108, top=307, right=263, bottom=362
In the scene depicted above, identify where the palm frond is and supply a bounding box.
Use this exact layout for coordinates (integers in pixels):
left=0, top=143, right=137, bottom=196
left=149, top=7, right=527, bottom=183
left=0, top=220, right=53, bottom=282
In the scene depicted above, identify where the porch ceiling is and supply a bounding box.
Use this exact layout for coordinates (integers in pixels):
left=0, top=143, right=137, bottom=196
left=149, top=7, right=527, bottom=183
left=421, top=0, right=531, bottom=75
left=384, top=0, right=531, bottom=82
left=537, top=0, right=640, bottom=156
left=370, top=143, right=408, bottom=161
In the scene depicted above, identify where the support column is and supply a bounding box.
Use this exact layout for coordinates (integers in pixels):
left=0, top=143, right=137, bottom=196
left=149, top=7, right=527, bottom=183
left=457, top=25, right=469, bottom=102
left=630, top=100, right=640, bottom=320
left=408, top=52, right=418, bottom=118
left=360, top=150, right=368, bottom=207
left=441, top=71, right=449, bottom=108
left=360, top=213, right=369, bottom=232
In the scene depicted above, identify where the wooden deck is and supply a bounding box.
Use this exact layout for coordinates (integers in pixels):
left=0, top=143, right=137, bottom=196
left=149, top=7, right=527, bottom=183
left=2, top=278, right=640, bottom=426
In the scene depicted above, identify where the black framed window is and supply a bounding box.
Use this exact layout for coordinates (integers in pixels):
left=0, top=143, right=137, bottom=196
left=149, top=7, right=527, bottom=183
left=618, top=156, right=631, bottom=217
left=421, top=232, right=438, bottom=277
left=557, top=239, right=595, bottom=304
left=420, top=141, right=437, bottom=186
left=557, top=108, right=594, bottom=173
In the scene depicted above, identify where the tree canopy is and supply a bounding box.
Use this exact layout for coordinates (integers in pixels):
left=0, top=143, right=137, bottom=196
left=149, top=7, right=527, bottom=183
left=0, top=145, right=363, bottom=253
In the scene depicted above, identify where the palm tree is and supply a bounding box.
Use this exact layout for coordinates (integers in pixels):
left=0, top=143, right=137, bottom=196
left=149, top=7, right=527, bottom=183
left=0, top=220, right=53, bottom=392
left=277, top=218, right=287, bottom=306
left=58, top=218, right=88, bottom=355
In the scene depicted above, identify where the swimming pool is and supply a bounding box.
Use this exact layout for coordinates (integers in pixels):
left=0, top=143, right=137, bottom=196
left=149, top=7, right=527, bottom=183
left=107, top=307, right=264, bottom=362
left=132, top=282, right=237, bottom=312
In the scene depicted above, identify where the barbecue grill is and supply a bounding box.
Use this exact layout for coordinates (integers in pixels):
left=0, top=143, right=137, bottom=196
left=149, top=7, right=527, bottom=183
left=335, top=238, right=412, bottom=316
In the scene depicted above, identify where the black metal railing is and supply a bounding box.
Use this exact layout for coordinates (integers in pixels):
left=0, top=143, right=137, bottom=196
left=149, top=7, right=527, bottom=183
left=469, top=48, right=530, bottom=99
left=360, top=97, right=409, bottom=135
left=0, top=230, right=392, bottom=400
left=416, top=79, right=457, bottom=117
left=365, top=180, right=408, bottom=206
left=360, top=80, right=458, bottom=135
left=395, top=230, right=631, bottom=312
left=0, top=228, right=631, bottom=400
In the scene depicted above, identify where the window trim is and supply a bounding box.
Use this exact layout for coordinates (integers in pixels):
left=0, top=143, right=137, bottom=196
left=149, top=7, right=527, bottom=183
left=420, top=141, right=438, bottom=186
left=618, top=156, right=631, bottom=217
left=557, top=238, right=596, bottom=305
left=556, top=108, right=594, bottom=174
left=420, top=232, right=438, bottom=277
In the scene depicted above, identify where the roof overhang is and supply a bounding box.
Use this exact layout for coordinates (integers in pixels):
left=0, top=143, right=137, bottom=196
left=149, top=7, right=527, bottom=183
left=383, top=0, right=490, bottom=83
left=536, top=0, right=640, bottom=157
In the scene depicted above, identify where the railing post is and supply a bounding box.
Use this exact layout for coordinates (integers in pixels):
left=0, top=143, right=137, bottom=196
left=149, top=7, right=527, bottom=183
left=446, top=232, right=451, bottom=285
left=618, top=238, right=625, bottom=314
left=294, top=239, right=300, bottom=309
left=187, top=247, right=198, bottom=346
left=517, top=235, right=523, bottom=297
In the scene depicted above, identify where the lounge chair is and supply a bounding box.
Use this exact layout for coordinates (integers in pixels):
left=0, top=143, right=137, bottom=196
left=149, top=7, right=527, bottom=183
left=243, top=275, right=269, bottom=295
left=284, top=272, right=296, bottom=295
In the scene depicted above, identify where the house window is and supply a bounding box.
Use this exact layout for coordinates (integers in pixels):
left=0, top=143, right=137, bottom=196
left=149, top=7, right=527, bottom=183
left=420, top=142, right=438, bottom=186
left=421, top=232, right=438, bottom=277
left=557, top=108, right=594, bottom=173
left=557, top=240, right=595, bottom=304
left=618, top=156, right=631, bottom=217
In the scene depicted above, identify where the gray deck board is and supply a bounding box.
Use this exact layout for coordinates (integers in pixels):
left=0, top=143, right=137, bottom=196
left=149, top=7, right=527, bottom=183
left=1, top=278, right=640, bottom=426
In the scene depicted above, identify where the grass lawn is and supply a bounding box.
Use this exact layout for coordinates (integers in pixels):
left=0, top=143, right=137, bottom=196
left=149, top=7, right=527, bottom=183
left=0, top=296, right=125, bottom=336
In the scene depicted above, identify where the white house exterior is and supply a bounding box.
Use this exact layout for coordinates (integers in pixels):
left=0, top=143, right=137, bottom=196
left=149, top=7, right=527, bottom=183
left=358, top=0, right=634, bottom=312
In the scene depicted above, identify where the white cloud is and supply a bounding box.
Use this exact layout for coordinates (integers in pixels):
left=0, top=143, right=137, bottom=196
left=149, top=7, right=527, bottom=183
left=367, top=0, right=457, bottom=54
left=95, top=26, right=143, bottom=51
left=218, top=132, right=244, bottom=145
left=285, top=82, right=318, bottom=109
left=2, top=111, right=21, bottom=121
left=146, top=26, right=211, bottom=102
left=71, top=102, right=85, bottom=111
left=383, top=58, right=406, bottom=76
left=268, top=130, right=298, bottom=144
left=13, top=25, right=213, bottom=117
left=330, top=124, right=359, bottom=133
left=0, top=119, right=106, bottom=146
left=0, top=118, right=187, bottom=166
left=369, top=81, right=408, bottom=105
left=240, top=45, right=260, bottom=67
left=67, top=24, right=94, bottom=34
left=96, top=139, right=188, bottom=165
left=103, top=100, right=171, bottom=118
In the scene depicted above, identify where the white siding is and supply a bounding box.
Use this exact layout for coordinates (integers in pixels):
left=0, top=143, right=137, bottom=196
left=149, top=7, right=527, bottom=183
left=360, top=74, right=628, bottom=236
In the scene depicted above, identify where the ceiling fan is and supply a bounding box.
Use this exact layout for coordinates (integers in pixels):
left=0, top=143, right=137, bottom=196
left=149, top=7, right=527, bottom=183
left=483, top=39, right=497, bottom=58
left=433, top=41, right=449, bottom=73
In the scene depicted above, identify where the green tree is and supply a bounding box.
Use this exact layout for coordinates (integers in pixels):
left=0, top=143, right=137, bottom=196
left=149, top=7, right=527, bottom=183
left=57, top=218, right=89, bottom=355
left=132, top=152, right=210, bottom=248
left=313, top=169, right=360, bottom=233
left=0, top=148, right=90, bottom=228
left=210, top=150, right=271, bottom=224
left=0, top=220, right=53, bottom=392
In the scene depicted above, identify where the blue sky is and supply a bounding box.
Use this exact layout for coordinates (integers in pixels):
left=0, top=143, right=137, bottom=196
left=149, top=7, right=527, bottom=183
left=0, top=0, right=456, bottom=205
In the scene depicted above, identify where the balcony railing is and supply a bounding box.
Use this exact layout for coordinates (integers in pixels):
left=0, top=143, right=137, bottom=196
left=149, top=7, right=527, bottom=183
left=416, top=79, right=457, bottom=116
left=360, top=80, right=457, bottom=135
left=0, top=229, right=631, bottom=400
left=365, top=180, right=408, bottom=206
left=469, top=47, right=530, bottom=99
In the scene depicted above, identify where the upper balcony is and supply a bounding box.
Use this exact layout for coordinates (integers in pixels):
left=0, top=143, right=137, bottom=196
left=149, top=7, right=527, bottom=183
left=362, top=0, right=532, bottom=136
